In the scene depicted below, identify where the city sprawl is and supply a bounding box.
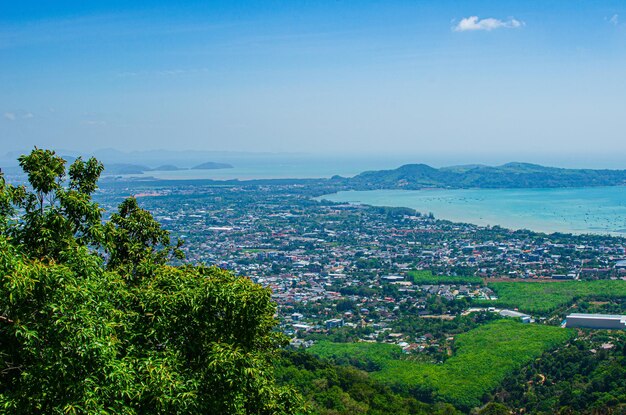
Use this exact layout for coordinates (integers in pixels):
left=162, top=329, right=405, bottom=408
left=96, top=181, right=626, bottom=354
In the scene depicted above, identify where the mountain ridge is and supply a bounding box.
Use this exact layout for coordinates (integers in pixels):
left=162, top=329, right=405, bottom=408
left=344, top=162, right=626, bottom=189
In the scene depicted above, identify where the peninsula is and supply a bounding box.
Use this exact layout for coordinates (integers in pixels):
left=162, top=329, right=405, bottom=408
left=338, top=162, right=626, bottom=189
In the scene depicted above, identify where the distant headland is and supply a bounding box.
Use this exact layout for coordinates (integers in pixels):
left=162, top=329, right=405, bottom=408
left=334, top=162, right=626, bottom=190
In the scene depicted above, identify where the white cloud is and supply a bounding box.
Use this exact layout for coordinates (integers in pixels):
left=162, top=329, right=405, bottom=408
left=609, top=14, right=619, bottom=26
left=454, top=16, right=524, bottom=32
left=3, top=111, right=35, bottom=120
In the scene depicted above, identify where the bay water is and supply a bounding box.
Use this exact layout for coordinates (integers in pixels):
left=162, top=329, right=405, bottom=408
left=318, top=187, right=626, bottom=236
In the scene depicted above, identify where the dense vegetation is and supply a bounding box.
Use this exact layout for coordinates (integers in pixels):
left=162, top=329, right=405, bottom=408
left=392, top=312, right=500, bottom=345
left=494, top=331, right=626, bottom=414
left=309, top=320, right=574, bottom=411
left=275, top=350, right=462, bottom=415
left=0, top=149, right=303, bottom=414
left=409, top=270, right=483, bottom=285
left=344, top=162, right=626, bottom=189
left=483, top=280, right=626, bottom=314
left=308, top=342, right=403, bottom=373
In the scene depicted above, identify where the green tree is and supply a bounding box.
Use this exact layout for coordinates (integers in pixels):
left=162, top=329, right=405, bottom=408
left=0, top=148, right=304, bottom=414
left=8, top=148, right=105, bottom=260
left=0, top=173, right=24, bottom=232
left=104, top=196, right=183, bottom=277
left=476, top=402, right=510, bottom=415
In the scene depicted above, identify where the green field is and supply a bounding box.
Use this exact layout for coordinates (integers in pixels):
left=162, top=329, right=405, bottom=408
left=409, top=270, right=483, bottom=285
left=309, top=320, right=574, bottom=410
left=483, top=280, right=626, bottom=314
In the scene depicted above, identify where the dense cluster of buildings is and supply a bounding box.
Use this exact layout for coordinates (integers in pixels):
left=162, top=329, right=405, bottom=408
left=94, top=182, right=626, bottom=346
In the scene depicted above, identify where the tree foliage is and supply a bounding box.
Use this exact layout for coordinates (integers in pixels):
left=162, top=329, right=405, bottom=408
left=0, top=149, right=304, bottom=414
left=276, top=350, right=460, bottom=415
left=6, top=148, right=105, bottom=260
left=104, top=197, right=183, bottom=277
left=493, top=331, right=626, bottom=414
left=309, top=320, right=574, bottom=411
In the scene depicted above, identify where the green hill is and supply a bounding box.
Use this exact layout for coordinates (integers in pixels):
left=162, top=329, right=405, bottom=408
left=309, top=320, right=574, bottom=411
left=345, top=162, right=626, bottom=189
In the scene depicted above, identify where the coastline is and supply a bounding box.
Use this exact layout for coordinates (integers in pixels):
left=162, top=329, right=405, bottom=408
left=317, top=187, right=626, bottom=237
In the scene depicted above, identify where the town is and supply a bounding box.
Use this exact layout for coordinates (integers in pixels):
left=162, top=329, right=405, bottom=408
left=95, top=180, right=626, bottom=355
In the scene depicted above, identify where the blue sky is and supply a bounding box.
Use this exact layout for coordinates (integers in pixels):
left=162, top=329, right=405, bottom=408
left=1, top=1, right=626, bottom=165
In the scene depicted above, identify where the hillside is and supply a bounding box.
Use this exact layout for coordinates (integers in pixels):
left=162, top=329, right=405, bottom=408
left=309, top=320, right=574, bottom=411
left=345, top=162, right=626, bottom=189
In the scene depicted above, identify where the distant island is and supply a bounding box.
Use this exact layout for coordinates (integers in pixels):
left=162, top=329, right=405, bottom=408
left=191, top=161, right=234, bottom=170
left=102, top=161, right=234, bottom=175
left=104, top=163, right=151, bottom=175
left=150, top=164, right=186, bottom=171
left=82, top=160, right=626, bottom=189
left=338, top=162, right=626, bottom=189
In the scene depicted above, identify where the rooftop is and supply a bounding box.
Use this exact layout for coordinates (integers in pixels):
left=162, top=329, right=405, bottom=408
left=567, top=313, right=626, bottom=320
left=500, top=310, right=530, bottom=318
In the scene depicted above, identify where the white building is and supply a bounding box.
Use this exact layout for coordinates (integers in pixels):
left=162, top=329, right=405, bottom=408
left=565, top=313, right=626, bottom=329
left=499, top=309, right=532, bottom=323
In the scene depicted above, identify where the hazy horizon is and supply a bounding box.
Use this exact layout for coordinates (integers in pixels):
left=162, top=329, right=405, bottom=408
left=2, top=146, right=626, bottom=171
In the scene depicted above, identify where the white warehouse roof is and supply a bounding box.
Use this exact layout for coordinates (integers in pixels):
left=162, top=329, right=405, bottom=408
left=567, top=313, right=625, bottom=320
left=565, top=313, right=626, bottom=329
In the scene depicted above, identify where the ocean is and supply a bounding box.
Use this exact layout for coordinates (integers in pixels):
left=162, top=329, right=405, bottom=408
left=318, top=187, right=626, bottom=236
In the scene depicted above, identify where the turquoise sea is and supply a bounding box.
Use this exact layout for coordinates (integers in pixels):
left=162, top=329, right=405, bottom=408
left=318, top=188, right=626, bottom=236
